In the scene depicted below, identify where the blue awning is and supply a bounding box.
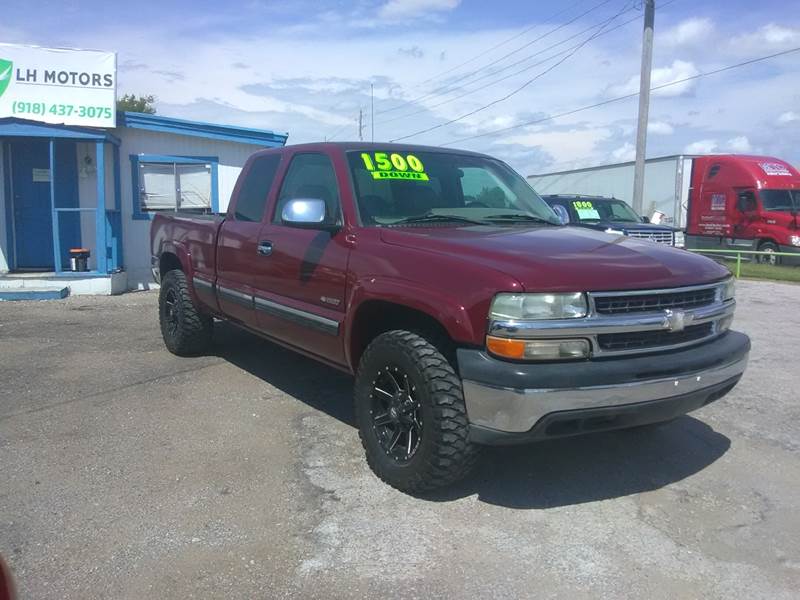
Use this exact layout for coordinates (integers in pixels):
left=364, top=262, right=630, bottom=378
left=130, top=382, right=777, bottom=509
left=0, top=118, right=120, bottom=145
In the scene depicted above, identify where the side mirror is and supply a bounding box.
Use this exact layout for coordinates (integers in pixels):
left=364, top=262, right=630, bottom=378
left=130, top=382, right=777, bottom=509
left=641, top=216, right=650, bottom=223
left=281, top=198, right=339, bottom=231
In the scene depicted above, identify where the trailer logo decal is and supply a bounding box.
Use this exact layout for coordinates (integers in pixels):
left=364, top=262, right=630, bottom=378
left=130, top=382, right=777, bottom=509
left=759, top=162, right=792, bottom=177
left=0, top=60, right=12, bottom=99
left=361, top=152, right=429, bottom=181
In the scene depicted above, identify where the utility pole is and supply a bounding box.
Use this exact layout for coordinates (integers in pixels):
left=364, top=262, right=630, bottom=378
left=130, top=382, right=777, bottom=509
left=632, top=0, right=654, bottom=215
left=358, top=108, right=363, bottom=141
left=371, top=83, right=375, bottom=142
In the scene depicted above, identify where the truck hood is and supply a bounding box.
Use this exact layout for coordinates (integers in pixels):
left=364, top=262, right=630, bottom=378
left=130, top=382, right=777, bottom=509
left=380, top=225, right=728, bottom=292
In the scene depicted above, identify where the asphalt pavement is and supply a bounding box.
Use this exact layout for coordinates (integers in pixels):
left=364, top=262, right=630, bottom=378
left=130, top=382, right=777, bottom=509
left=0, top=280, right=798, bottom=599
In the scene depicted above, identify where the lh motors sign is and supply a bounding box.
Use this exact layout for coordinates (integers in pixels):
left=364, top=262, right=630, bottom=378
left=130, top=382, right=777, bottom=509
left=0, top=43, right=116, bottom=127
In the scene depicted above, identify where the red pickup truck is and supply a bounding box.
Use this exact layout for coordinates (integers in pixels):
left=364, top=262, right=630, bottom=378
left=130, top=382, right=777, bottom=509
left=151, top=142, right=750, bottom=493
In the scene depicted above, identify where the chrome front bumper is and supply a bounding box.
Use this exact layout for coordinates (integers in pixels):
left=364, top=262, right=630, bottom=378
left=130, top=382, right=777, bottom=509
left=458, top=330, right=750, bottom=441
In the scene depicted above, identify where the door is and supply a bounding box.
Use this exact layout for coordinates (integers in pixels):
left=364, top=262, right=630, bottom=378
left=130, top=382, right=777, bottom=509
left=734, top=189, right=759, bottom=241
left=215, top=153, right=282, bottom=326
left=254, top=152, right=350, bottom=364
left=11, top=140, right=54, bottom=269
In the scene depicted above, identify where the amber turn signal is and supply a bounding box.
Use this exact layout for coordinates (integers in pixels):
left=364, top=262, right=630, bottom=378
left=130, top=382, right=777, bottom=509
left=485, top=336, right=526, bottom=359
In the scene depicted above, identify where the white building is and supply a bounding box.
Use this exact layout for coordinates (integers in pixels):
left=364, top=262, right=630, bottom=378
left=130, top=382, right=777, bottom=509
left=0, top=112, right=287, bottom=298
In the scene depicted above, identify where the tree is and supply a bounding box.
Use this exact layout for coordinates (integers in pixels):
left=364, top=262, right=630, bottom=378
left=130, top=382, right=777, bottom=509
left=116, top=93, right=157, bottom=114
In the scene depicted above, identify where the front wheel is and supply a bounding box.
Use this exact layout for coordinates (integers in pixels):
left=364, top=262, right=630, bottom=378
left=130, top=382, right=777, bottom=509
left=354, top=330, right=478, bottom=494
left=757, top=241, right=780, bottom=265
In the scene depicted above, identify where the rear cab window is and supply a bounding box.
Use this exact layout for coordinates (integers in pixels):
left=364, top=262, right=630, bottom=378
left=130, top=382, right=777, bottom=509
left=234, top=154, right=281, bottom=222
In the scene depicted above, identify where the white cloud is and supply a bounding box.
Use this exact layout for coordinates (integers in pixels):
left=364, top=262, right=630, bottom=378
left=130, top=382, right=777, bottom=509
left=685, top=139, right=718, bottom=154
left=731, top=23, right=800, bottom=51
left=379, top=0, right=461, bottom=19
left=611, top=142, right=636, bottom=162
left=684, top=137, right=753, bottom=155
left=760, top=23, right=800, bottom=44
left=778, top=111, right=800, bottom=124
left=502, top=127, right=612, bottom=166
left=648, top=121, right=674, bottom=135
left=727, top=136, right=752, bottom=153
left=662, top=18, right=714, bottom=45
left=608, top=60, right=700, bottom=98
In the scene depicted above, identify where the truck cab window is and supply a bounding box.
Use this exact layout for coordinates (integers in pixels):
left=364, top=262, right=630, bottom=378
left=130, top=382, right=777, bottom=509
left=234, top=154, right=281, bottom=222
left=737, top=191, right=757, bottom=212
left=760, top=190, right=796, bottom=212
left=274, top=153, right=340, bottom=224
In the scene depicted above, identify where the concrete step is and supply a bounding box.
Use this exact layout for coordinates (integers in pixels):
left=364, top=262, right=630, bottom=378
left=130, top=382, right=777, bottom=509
left=0, top=287, right=70, bottom=301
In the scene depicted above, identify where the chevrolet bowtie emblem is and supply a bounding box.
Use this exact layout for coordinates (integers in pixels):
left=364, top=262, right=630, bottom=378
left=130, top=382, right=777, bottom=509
left=664, top=309, right=692, bottom=332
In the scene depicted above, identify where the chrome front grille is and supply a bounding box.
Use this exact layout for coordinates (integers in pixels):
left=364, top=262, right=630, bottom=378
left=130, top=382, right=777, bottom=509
left=626, top=229, right=674, bottom=245
left=593, top=288, right=717, bottom=315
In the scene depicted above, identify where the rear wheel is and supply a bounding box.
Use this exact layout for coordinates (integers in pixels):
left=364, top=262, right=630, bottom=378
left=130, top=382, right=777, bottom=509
left=757, top=241, right=779, bottom=265
left=159, top=270, right=212, bottom=356
left=354, top=330, right=478, bottom=494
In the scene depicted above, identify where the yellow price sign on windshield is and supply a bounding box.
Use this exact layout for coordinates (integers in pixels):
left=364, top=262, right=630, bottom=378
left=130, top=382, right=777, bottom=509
left=361, top=152, right=429, bottom=181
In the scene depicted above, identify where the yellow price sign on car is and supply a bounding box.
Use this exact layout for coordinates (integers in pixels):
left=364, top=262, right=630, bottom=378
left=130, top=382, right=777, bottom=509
left=361, top=152, right=429, bottom=181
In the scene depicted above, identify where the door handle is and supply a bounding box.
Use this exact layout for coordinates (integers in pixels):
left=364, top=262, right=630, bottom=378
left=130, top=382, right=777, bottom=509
left=257, top=241, right=273, bottom=256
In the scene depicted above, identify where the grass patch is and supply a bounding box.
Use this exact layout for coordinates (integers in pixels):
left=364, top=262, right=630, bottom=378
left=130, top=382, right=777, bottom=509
left=723, top=261, right=800, bottom=283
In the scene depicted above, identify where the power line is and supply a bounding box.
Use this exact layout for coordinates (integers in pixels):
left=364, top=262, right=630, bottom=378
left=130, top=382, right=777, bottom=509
left=416, top=0, right=591, bottom=87
left=378, top=0, right=616, bottom=116
left=379, top=8, right=642, bottom=127
left=439, top=46, right=800, bottom=147
left=326, top=119, right=353, bottom=142
left=390, top=3, right=632, bottom=142
left=380, top=0, right=678, bottom=126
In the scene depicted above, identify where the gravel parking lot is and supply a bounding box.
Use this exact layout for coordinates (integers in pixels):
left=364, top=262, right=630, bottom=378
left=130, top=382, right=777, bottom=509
left=1, top=279, right=799, bottom=599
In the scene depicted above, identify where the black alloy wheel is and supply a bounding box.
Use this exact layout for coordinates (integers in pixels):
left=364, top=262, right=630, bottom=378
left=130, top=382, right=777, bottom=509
left=370, top=364, right=423, bottom=463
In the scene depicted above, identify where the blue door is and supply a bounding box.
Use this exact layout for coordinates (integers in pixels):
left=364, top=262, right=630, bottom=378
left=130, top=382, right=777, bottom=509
left=11, top=140, right=54, bottom=269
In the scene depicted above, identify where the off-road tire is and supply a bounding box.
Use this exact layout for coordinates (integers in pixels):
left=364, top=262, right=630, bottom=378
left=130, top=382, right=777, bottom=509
left=354, top=330, right=478, bottom=494
left=159, top=269, right=212, bottom=356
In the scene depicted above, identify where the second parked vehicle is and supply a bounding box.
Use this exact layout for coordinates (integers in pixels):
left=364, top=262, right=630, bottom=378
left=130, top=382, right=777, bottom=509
left=542, top=194, right=680, bottom=245
left=151, top=142, right=750, bottom=494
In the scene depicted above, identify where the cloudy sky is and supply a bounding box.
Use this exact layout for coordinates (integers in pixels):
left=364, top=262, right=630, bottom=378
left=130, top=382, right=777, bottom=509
left=2, top=0, right=799, bottom=175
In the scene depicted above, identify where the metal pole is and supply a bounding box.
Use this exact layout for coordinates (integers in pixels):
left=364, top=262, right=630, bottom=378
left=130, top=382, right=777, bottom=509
left=371, top=83, right=375, bottom=142
left=358, top=108, right=363, bottom=141
left=632, top=0, right=654, bottom=214
left=49, top=139, right=62, bottom=273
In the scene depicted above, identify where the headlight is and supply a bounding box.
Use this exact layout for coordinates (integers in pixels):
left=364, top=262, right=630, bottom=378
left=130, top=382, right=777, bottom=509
left=674, top=231, right=685, bottom=248
left=605, top=228, right=625, bottom=235
left=490, top=293, right=588, bottom=320
left=790, top=235, right=800, bottom=247
left=720, top=278, right=735, bottom=301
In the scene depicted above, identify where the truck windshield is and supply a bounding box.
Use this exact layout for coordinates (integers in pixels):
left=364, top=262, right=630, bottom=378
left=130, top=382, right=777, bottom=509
left=569, top=198, right=642, bottom=223
left=760, top=190, right=800, bottom=212
left=347, top=150, right=561, bottom=226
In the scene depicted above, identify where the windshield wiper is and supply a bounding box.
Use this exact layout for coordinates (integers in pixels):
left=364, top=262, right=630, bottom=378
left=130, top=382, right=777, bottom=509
left=484, top=213, right=559, bottom=225
left=391, top=213, right=487, bottom=226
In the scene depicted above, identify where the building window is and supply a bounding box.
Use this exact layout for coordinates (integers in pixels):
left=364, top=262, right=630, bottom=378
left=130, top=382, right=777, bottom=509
left=131, top=155, right=218, bottom=219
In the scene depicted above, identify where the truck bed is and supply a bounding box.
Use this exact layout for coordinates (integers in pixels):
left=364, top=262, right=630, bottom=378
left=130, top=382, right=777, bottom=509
left=151, top=212, right=225, bottom=284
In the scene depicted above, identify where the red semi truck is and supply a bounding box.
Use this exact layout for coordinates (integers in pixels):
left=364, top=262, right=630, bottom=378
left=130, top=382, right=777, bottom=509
left=686, top=155, right=800, bottom=263
left=529, top=154, right=800, bottom=263
left=151, top=142, right=750, bottom=493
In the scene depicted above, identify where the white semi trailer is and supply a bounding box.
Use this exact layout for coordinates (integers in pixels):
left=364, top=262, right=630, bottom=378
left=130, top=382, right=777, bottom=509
left=528, top=155, right=693, bottom=228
